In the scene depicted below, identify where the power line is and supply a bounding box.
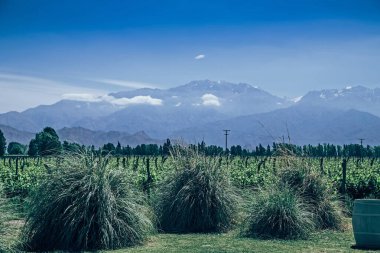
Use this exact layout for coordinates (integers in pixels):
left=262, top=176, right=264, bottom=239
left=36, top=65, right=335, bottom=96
left=358, top=138, right=365, bottom=147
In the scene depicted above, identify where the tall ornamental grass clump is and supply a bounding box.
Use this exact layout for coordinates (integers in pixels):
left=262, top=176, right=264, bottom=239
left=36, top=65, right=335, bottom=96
left=22, top=152, right=154, bottom=252
left=0, top=184, right=8, bottom=252
left=280, top=167, right=344, bottom=230
left=244, top=185, right=314, bottom=239
left=155, top=147, right=239, bottom=233
left=0, top=184, right=14, bottom=253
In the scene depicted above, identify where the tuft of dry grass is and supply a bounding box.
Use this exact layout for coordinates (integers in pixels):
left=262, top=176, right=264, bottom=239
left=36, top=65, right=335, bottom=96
left=155, top=146, right=240, bottom=233
left=22, top=151, right=154, bottom=252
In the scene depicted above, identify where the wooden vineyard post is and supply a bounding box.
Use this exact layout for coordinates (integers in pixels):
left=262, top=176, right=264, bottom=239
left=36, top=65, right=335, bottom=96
left=122, top=157, right=126, bottom=168
left=144, top=157, right=153, bottom=198
left=341, top=158, right=347, bottom=194
left=320, top=157, right=324, bottom=174
left=21, top=157, right=25, bottom=172
left=154, top=157, right=159, bottom=171
left=370, top=157, right=375, bottom=166
left=133, top=156, right=139, bottom=171
left=15, top=157, right=19, bottom=180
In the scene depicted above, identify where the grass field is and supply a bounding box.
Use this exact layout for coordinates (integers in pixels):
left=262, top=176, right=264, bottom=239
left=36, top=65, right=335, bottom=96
left=1, top=155, right=379, bottom=252
left=111, top=225, right=363, bottom=253
left=108, top=219, right=380, bottom=253
left=4, top=218, right=378, bottom=252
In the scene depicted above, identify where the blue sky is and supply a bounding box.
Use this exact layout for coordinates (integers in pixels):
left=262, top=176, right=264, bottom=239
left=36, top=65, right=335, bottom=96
left=0, top=0, right=380, bottom=112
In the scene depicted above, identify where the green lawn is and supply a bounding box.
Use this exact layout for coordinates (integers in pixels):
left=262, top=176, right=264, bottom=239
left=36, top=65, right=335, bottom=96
left=4, top=219, right=379, bottom=252
left=110, top=226, right=377, bottom=253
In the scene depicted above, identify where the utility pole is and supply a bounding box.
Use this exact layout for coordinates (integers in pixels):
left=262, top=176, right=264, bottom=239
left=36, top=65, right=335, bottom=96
left=358, top=138, right=365, bottom=160
left=223, top=130, right=230, bottom=153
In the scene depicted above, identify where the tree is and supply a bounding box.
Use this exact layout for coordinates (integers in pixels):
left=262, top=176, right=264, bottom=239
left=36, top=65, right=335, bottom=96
left=102, top=143, right=115, bottom=155
left=62, top=141, right=81, bottom=153
left=230, top=145, right=242, bottom=156
left=0, top=129, right=5, bottom=156
left=38, top=127, right=62, bottom=155
left=266, top=145, right=271, bottom=156
left=7, top=142, right=26, bottom=155
left=28, top=127, right=62, bottom=156
left=28, top=139, right=39, bottom=156
left=122, top=145, right=132, bottom=155
left=115, top=142, right=122, bottom=155
left=162, top=139, right=171, bottom=156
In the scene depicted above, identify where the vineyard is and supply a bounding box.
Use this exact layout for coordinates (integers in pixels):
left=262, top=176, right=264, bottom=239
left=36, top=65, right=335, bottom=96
left=1, top=154, right=379, bottom=201
left=1, top=151, right=380, bottom=251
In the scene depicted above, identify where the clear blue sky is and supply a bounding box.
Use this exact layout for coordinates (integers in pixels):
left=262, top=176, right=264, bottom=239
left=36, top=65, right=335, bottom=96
left=0, top=0, right=379, bottom=112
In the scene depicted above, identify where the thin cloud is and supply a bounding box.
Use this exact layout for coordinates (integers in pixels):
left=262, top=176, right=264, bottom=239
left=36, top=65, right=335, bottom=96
left=91, top=78, right=159, bottom=89
left=62, top=93, right=103, bottom=102
left=194, top=54, right=205, bottom=60
left=110, top=95, right=162, bottom=106
left=0, top=72, right=105, bottom=113
left=62, top=93, right=163, bottom=106
left=0, top=72, right=71, bottom=88
left=0, top=71, right=164, bottom=113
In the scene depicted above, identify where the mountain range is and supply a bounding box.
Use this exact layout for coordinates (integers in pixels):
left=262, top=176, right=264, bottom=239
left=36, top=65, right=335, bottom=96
left=1, top=80, right=380, bottom=147
left=0, top=125, right=161, bottom=147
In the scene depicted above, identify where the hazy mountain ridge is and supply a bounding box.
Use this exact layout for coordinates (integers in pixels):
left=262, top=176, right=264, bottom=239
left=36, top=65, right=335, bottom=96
left=110, top=80, right=291, bottom=116
left=76, top=105, right=228, bottom=138
left=0, top=125, right=161, bottom=147
left=172, top=106, right=380, bottom=147
left=0, top=100, right=119, bottom=132
left=0, top=80, right=290, bottom=136
left=297, top=85, right=380, bottom=117
left=58, top=127, right=162, bottom=147
left=1, top=81, right=380, bottom=146
left=0, top=124, right=35, bottom=144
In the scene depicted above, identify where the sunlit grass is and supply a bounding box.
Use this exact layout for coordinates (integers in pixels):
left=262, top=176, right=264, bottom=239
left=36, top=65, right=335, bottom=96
left=112, top=224, right=358, bottom=253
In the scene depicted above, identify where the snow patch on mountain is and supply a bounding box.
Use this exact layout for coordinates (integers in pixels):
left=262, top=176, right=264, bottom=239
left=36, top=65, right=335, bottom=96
left=292, top=96, right=303, bottom=103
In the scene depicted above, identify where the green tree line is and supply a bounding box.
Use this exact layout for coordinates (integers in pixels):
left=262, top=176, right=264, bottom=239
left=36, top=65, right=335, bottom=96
left=0, top=127, right=379, bottom=157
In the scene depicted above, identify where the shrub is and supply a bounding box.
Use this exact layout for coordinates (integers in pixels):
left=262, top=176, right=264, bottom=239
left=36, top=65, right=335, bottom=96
left=280, top=168, right=344, bottom=230
left=346, top=177, right=380, bottom=200
left=155, top=147, right=239, bottom=233
left=22, top=152, right=154, bottom=252
left=244, top=185, right=314, bottom=239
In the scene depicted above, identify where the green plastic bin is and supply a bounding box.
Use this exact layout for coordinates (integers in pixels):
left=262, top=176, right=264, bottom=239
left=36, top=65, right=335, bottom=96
left=352, top=199, right=380, bottom=249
